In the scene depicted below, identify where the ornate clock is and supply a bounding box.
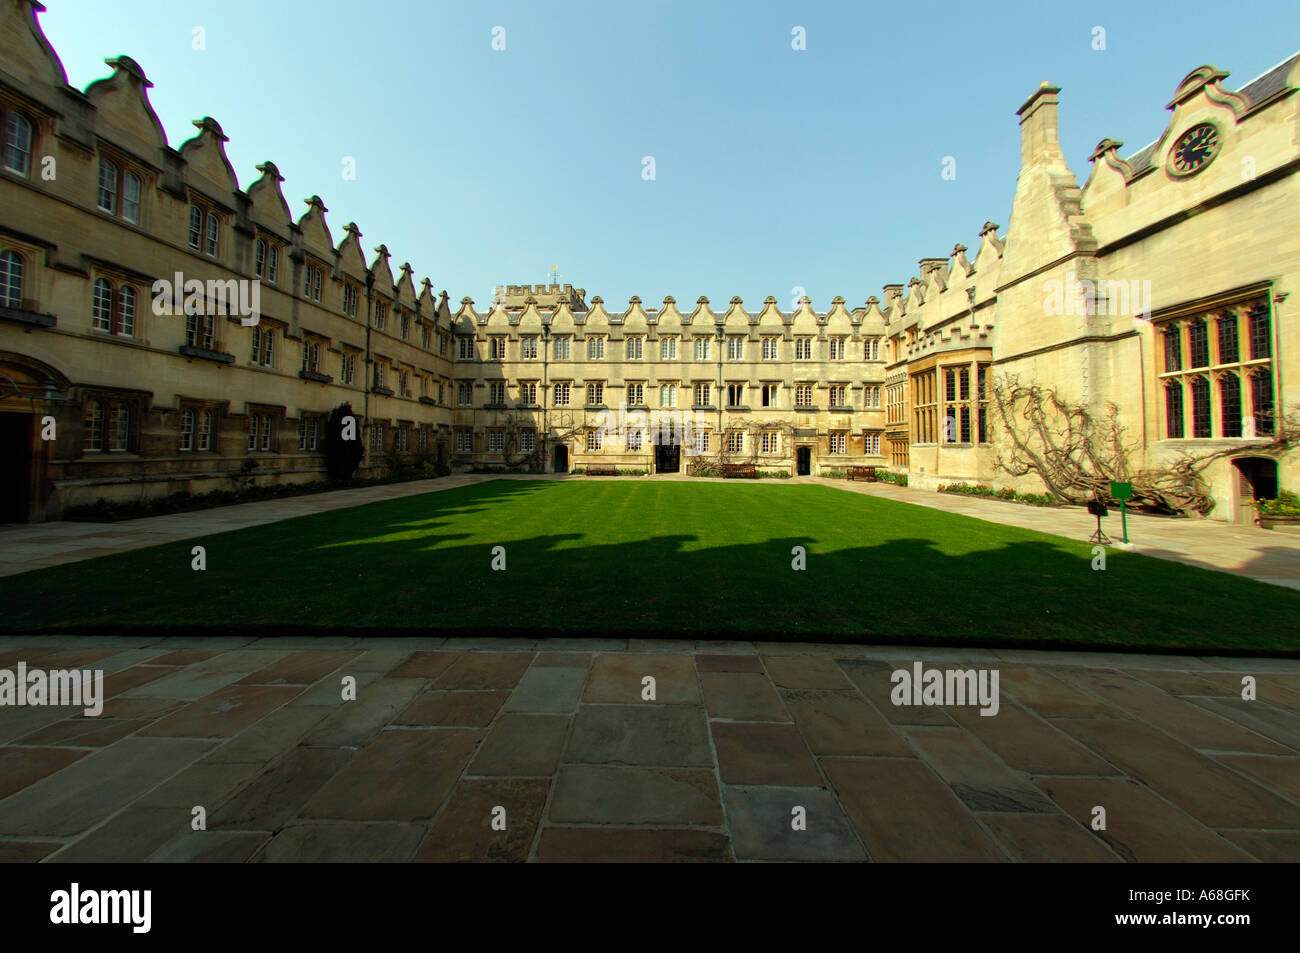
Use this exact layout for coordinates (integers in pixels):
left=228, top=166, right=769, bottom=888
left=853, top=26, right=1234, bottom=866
left=1168, top=123, right=1220, bottom=176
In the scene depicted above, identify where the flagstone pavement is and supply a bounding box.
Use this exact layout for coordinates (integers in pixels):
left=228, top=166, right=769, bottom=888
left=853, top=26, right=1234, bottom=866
left=0, top=637, right=1297, bottom=862
left=1, top=473, right=1297, bottom=589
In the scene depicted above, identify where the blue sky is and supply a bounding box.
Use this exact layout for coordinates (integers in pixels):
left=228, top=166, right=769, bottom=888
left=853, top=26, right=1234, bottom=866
left=36, top=0, right=1300, bottom=309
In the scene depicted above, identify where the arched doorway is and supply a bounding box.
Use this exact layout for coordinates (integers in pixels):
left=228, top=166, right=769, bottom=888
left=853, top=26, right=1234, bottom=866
left=1233, top=457, right=1278, bottom=524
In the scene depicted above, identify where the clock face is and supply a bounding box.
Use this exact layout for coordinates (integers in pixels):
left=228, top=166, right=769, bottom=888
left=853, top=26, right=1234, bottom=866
left=1170, top=123, right=1220, bottom=176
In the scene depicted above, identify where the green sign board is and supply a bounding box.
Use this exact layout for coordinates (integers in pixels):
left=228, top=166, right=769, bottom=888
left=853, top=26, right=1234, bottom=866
left=1110, top=481, right=1133, bottom=501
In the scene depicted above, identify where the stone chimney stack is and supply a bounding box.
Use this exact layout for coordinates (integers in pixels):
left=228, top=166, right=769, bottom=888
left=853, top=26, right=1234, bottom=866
left=1016, top=82, right=1063, bottom=167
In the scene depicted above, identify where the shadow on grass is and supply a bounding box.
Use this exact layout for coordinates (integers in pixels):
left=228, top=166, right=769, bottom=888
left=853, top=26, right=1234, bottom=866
left=2, top=477, right=1296, bottom=655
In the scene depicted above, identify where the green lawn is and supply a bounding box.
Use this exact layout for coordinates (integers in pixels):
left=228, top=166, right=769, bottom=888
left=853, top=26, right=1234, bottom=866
left=2, top=480, right=1295, bottom=652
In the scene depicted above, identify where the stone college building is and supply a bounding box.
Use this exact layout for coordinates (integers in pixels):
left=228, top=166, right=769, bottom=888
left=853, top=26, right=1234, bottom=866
left=0, top=0, right=1296, bottom=523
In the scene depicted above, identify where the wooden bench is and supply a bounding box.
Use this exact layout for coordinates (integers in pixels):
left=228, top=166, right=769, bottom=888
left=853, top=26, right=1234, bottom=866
left=720, top=463, right=758, bottom=479
left=586, top=464, right=618, bottom=477
left=847, top=466, right=877, bottom=482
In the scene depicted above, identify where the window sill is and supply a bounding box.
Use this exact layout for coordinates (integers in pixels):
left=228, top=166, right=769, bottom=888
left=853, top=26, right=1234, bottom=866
left=179, top=345, right=235, bottom=364
left=483, top=403, right=508, bottom=409
left=371, top=386, right=395, bottom=396
left=418, top=396, right=439, bottom=406
left=0, top=305, right=57, bottom=328
left=299, top=370, right=333, bottom=383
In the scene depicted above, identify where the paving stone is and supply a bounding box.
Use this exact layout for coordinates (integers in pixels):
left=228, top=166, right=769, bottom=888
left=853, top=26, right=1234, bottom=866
left=99, top=664, right=179, bottom=698
left=135, top=760, right=263, bottom=809
left=822, top=757, right=1006, bottom=862
left=304, top=728, right=483, bottom=821
left=947, top=702, right=1118, bottom=776
left=236, top=651, right=359, bottom=686
left=902, top=726, right=1058, bottom=813
left=439, top=637, right=538, bottom=651
left=201, top=706, right=330, bottom=764
left=724, top=785, right=866, bottom=861
left=566, top=706, right=712, bottom=767
left=397, top=691, right=509, bottom=727
left=1212, top=754, right=1300, bottom=802
left=1186, top=697, right=1300, bottom=753
left=18, top=717, right=151, bottom=747
left=189, top=649, right=294, bottom=675
left=700, top=672, right=789, bottom=722
left=1131, top=670, right=1251, bottom=696
left=150, top=830, right=269, bottom=862
left=763, top=656, right=853, bottom=690
left=139, top=685, right=302, bottom=739
left=978, top=813, right=1119, bottom=862
left=694, top=640, right=756, bottom=655
left=415, top=778, right=549, bottom=861
left=434, top=653, right=534, bottom=690
left=538, top=638, right=627, bottom=652
left=1034, top=776, right=1254, bottom=862
left=0, top=736, right=216, bottom=837
left=0, top=745, right=88, bottom=799
left=996, top=666, right=1116, bottom=719
left=0, top=703, right=85, bottom=744
left=348, top=650, right=414, bottom=674
left=1051, top=718, right=1300, bottom=830
left=1218, top=831, right=1300, bottom=862
left=532, top=652, right=593, bottom=668
left=583, top=653, right=700, bottom=704
left=550, top=766, right=723, bottom=826
left=506, top=666, right=588, bottom=713
left=299, top=678, right=424, bottom=747
left=213, top=747, right=354, bottom=831
left=47, top=807, right=192, bottom=862
left=1056, top=669, right=1288, bottom=754
left=289, top=669, right=382, bottom=706
left=626, top=639, right=689, bottom=653
left=123, top=667, right=251, bottom=701
left=253, top=821, right=425, bottom=862
left=696, top=654, right=764, bottom=673
left=537, top=827, right=730, bottom=862
left=712, top=722, right=821, bottom=786
left=388, top=651, right=459, bottom=679
left=469, top=714, right=568, bottom=776
left=837, top=659, right=955, bottom=726
left=781, top=689, right=912, bottom=757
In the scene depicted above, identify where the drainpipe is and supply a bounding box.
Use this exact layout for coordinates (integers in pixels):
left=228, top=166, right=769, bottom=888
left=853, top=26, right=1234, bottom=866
left=363, top=280, right=373, bottom=466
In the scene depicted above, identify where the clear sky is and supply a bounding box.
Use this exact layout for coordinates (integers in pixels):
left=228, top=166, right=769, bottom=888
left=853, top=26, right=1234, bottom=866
left=35, top=0, right=1300, bottom=310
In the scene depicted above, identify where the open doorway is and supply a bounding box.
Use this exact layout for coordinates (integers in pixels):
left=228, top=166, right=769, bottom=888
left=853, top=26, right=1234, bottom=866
left=796, top=446, right=811, bottom=476
left=0, top=412, right=35, bottom=522
left=553, top=445, right=568, bottom=473
left=1233, top=457, right=1278, bottom=523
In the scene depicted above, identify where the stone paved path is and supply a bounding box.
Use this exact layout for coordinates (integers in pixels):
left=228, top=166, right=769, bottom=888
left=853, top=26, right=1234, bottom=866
left=2, top=473, right=1296, bottom=589
left=1, top=637, right=1297, bottom=862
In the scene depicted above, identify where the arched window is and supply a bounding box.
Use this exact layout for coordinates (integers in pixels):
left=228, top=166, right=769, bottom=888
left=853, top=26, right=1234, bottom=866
left=117, top=285, right=136, bottom=336
left=179, top=408, right=195, bottom=451
left=91, top=277, right=113, bottom=331
left=3, top=112, right=32, bottom=175
left=108, top=403, right=130, bottom=452
left=1190, top=376, right=1211, bottom=438
left=0, top=249, right=22, bottom=308
left=1219, top=373, right=1242, bottom=438
left=1250, top=369, right=1275, bottom=437
left=254, top=239, right=266, bottom=277
left=83, top=400, right=104, bottom=451
left=1164, top=380, right=1184, bottom=439
left=205, top=212, right=219, bottom=256
left=1187, top=319, right=1209, bottom=368
left=188, top=206, right=203, bottom=249
left=122, top=172, right=141, bottom=223
left=1248, top=304, right=1271, bottom=360
left=97, top=159, right=118, bottom=212
left=199, top=410, right=214, bottom=451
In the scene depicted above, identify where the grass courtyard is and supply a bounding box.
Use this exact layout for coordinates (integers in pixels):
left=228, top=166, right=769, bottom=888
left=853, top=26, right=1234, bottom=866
left=1, top=479, right=1295, bottom=652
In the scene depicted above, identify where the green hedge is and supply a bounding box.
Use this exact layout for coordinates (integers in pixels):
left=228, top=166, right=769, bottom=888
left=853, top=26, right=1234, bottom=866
left=937, top=482, right=1060, bottom=507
